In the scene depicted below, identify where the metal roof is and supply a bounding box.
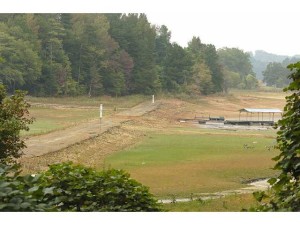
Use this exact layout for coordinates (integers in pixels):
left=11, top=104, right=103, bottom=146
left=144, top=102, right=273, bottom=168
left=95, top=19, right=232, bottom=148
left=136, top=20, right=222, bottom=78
left=239, top=108, right=283, bottom=113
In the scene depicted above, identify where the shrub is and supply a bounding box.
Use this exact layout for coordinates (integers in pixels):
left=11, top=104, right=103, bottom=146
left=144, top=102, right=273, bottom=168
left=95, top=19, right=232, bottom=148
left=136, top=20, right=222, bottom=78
left=0, top=162, right=162, bottom=212
left=0, top=163, right=54, bottom=211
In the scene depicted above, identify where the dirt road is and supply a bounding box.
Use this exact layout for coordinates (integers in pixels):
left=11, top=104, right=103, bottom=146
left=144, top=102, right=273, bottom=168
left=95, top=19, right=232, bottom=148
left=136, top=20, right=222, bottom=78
left=22, top=101, right=160, bottom=158
left=159, top=179, right=270, bottom=204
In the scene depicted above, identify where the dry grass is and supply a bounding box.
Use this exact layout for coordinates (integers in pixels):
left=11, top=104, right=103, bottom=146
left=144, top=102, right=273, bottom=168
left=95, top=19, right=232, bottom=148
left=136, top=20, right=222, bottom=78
left=104, top=132, right=278, bottom=197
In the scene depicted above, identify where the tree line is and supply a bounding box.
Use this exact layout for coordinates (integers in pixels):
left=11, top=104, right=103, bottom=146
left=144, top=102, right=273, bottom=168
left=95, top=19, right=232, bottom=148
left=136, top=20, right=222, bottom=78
left=0, top=13, right=258, bottom=97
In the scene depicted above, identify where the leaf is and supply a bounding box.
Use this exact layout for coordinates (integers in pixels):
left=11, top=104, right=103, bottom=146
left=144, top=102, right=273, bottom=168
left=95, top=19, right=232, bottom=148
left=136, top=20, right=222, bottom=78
left=272, top=155, right=281, bottom=161
left=253, top=191, right=266, bottom=202
left=20, top=202, right=31, bottom=209
left=43, top=187, right=55, bottom=195
left=268, top=178, right=277, bottom=185
left=28, top=186, right=39, bottom=193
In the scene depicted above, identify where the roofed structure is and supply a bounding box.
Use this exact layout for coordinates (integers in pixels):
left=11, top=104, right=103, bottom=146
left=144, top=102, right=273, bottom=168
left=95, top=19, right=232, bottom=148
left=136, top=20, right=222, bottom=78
left=239, top=108, right=282, bottom=113
left=238, top=108, right=283, bottom=122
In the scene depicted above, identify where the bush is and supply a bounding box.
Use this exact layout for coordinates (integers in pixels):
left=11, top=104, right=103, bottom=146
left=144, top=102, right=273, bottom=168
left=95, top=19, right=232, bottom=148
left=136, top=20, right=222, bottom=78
left=0, top=163, right=54, bottom=211
left=0, top=162, right=162, bottom=212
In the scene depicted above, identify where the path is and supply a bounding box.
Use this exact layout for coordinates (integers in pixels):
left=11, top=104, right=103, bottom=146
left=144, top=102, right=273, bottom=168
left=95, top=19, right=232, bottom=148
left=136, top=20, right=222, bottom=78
left=22, top=101, right=160, bottom=158
left=159, top=179, right=270, bottom=204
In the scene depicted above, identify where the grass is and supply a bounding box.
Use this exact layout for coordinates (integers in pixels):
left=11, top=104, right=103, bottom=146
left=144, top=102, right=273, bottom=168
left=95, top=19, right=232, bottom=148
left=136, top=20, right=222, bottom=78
left=26, top=94, right=149, bottom=108
left=22, top=106, right=99, bottom=136
left=163, top=193, right=257, bottom=212
left=22, top=94, right=151, bottom=136
left=105, top=131, right=278, bottom=198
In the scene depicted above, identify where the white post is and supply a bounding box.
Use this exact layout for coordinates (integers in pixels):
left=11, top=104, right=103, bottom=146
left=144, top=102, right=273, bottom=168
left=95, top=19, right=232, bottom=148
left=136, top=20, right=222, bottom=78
left=152, top=95, right=155, bottom=104
left=99, top=104, right=103, bottom=124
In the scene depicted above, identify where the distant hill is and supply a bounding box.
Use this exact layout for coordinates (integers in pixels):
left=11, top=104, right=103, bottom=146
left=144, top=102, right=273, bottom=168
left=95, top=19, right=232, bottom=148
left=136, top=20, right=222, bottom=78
left=250, top=50, right=300, bottom=80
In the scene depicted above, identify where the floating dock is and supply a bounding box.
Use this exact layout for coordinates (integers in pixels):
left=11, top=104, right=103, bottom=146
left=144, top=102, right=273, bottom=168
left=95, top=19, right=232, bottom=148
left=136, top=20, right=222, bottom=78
left=224, top=120, right=274, bottom=126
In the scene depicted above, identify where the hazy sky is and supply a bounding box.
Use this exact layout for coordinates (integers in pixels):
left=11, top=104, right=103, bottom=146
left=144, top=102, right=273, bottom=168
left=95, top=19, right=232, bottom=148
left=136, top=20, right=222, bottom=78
left=146, top=11, right=300, bottom=56
left=3, top=0, right=300, bottom=56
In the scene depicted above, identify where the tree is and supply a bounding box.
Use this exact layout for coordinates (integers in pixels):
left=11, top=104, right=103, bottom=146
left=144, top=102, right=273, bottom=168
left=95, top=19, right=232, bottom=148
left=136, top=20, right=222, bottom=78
left=223, top=69, right=241, bottom=92
left=245, top=74, right=258, bottom=89
left=0, top=23, right=41, bottom=93
left=262, top=62, right=290, bottom=88
left=248, top=62, right=300, bottom=211
left=0, top=84, right=33, bottom=164
left=190, top=60, right=213, bottom=95
left=218, top=48, right=256, bottom=90
left=108, top=14, right=160, bottom=94
left=35, top=14, right=73, bottom=96
left=187, top=37, right=224, bottom=93
left=163, top=43, right=193, bottom=92
left=202, top=44, right=224, bottom=92
left=71, top=14, right=130, bottom=96
left=218, top=47, right=254, bottom=77
left=155, top=25, right=172, bottom=66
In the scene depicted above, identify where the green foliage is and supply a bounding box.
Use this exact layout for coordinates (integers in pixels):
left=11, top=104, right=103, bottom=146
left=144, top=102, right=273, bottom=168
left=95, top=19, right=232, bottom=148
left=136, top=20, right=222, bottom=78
left=0, top=162, right=162, bottom=212
left=218, top=47, right=256, bottom=90
left=0, top=13, right=227, bottom=96
left=41, top=162, right=161, bottom=212
left=218, top=47, right=254, bottom=77
left=263, top=62, right=290, bottom=88
left=190, top=60, right=213, bottom=95
left=0, top=84, right=33, bottom=164
left=0, top=22, right=41, bottom=92
left=223, top=69, right=241, bottom=92
left=245, top=74, right=258, bottom=89
left=187, top=37, right=224, bottom=93
left=248, top=62, right=300, bottom=211
left=0, top=163, right=54, bottom=212
left=163, top=43, right=193, bottom=92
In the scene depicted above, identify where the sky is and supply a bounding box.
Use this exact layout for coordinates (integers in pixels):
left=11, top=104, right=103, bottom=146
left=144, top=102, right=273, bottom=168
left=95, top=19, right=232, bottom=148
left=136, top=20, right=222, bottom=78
left=146, top=11, right=300, bottom=56
left=1, top=0, right=300, bottom=56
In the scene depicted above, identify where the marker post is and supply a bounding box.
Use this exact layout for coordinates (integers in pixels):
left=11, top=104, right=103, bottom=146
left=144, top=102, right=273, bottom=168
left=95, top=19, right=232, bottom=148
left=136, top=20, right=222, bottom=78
left=99, top=104, right=103, bottom=130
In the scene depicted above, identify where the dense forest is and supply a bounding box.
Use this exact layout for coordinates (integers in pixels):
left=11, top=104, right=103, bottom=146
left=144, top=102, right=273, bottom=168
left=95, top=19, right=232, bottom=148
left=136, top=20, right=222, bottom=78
left=0, top=13, right=289, bottom=97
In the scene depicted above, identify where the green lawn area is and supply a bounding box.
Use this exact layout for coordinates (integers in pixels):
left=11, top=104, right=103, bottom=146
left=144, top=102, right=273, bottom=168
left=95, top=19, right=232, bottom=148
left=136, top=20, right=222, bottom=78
left=105, top=131, right=278, bottom=198
left=22, top=106, right=98, bottom=136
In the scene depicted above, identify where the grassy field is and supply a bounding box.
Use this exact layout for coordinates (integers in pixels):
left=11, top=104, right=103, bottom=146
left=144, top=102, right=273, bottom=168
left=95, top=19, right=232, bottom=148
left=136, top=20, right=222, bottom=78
left=105, top=129, right=278, bottom=198
left=23, top=94, right=149, bottom=136
left=22, top=106, right=99, bottom=136
left=26, top=94, right=149, bottom=108
left=163, top=193, right=257, bottom=212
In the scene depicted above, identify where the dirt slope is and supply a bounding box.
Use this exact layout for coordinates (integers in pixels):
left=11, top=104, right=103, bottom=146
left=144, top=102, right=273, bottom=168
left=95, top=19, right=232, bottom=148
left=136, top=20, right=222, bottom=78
left=22, top=101, right=160, bottom=158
